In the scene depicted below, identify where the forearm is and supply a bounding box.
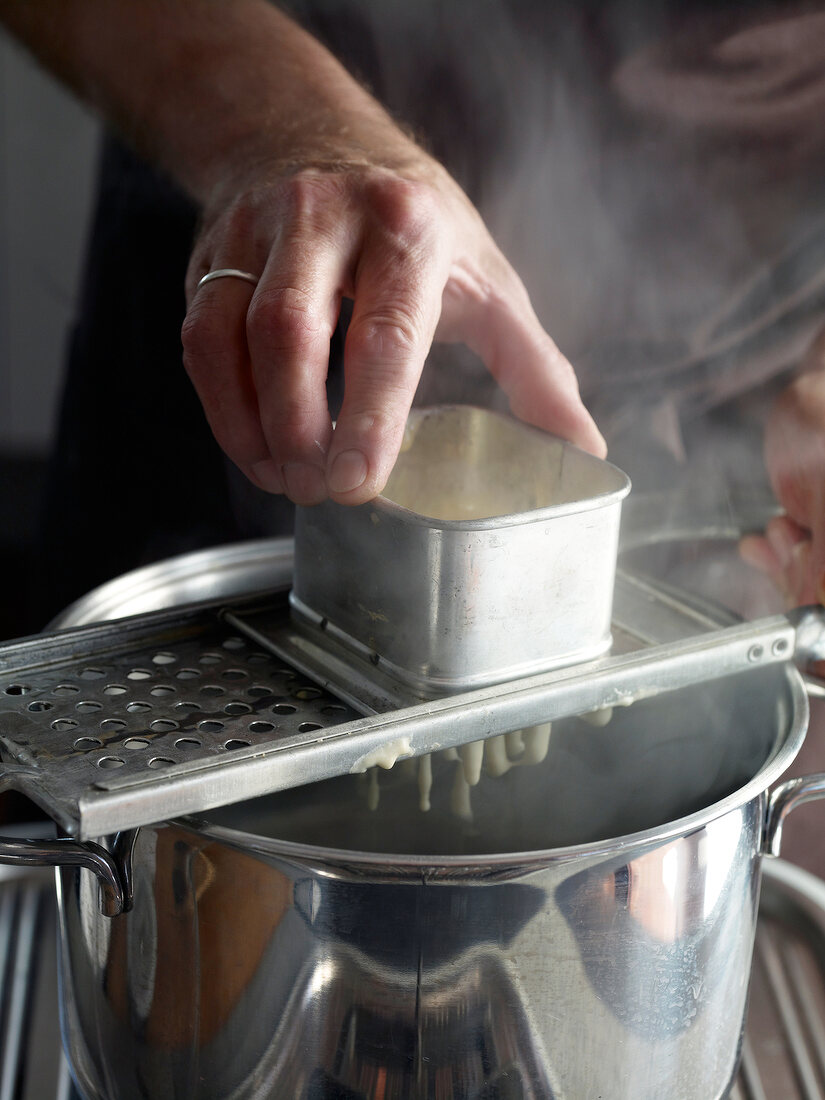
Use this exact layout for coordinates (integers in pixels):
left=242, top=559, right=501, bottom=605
left=0, top=0, right=421, bottom=202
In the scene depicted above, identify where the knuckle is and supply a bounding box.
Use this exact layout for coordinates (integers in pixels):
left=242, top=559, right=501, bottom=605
left=248, top=286, right=332, bottom=351
left=259, top=401, right=319, bottom=446
left=366, top=175, right=438, bottom=245
left=348, top=307, right=421, bottom=360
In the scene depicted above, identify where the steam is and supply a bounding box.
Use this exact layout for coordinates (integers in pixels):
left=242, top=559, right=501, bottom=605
left=288, top=2, right=825, bottom=601
left=299, top=1, right=825, bottom=492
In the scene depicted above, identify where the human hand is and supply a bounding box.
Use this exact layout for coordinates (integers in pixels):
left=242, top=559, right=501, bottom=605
left=740, top=336, right=825, bottom=607
left=0, top=0, right=603, bottom=508
left=182, top=156, right=605, bottom=506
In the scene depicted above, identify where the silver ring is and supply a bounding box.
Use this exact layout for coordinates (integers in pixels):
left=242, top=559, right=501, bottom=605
left=197, top=268, right=258, bottom=290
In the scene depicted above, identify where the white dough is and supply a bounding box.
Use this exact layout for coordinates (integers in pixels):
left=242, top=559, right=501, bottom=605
left=352, top=721, right=552, bottom=820
left=418, top=753, right=433, bottom=812
left=505, top=729, right=525, bottom=758
left=460, top=740, right=485, bottom=786
left=367, top=767, right=380, bottom=812
left=484, top=735, right=513, bottom=778
left=521, top=723, right=552, bottom=764
left=580, top=707, right=614, bottom=727
left=351, top=736, right=413, bottom=773
left=450, top=763, right=473, bottom=821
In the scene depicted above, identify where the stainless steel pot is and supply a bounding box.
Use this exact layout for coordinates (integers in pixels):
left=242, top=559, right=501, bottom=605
left=18, top=540, right=825, bottom=1099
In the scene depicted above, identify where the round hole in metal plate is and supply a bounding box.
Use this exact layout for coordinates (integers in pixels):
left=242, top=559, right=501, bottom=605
left=52, top=718, right=78, bottom=731
left=200, top=685, right=225, bottom=697
left=321, top=704, right=348, bottom=715
left=53, top=684, right=80, bottom=696
left=277, top=669, right=297, bottom=679
left=176, top=669, right=200, bottom=681
left=150, top=685, right=176, bottom=697
left=175, top=701, right=201, bottom=712
left=5, top=684, right=31, bottom=695
left=247, top=654, right=271, bottom=665
left=103, top=684, right=127, bottom=696
left=225, top=702, right=251, bottom=715
left=222, top=637, right=245, bottom=651
left=248, top=721, right=274, bottom=733
left=150, top=719, right=178, bottom=733
left=198, top=720, right=225, bottom=733
left=273, top=703, right=297, bottom=715
left=79, top=668, right=106, bottom=680
left=152, top=652, right=177, bottom=665
left=147, top=757, right=175, bottom=769
left=123, top=737, right=150, bottom=750
left=97, top=756, right=125, bottom=769
left=127, top=669, right=152, bottom=681
left=221, top=669, right=248, bottom=681
left=76, top=701, right=102, bottom=713
left=224, top=739, right=251, bottom=750
left=27, top=700, right=53, bottom=713
left=299, top=722, right=322, bottom=733
left=199, top=653, right=222, bottom=665
left=248, top=685, right=273, bottom=697
left=126, top=702, right=152, bottom=714
left=294, top=687, right=322, bottom=701
left=175, top=737, right=202, bottom=749
left=74, top=736, right=103, bottom=750
left=100, top=719, right=127, bottom=732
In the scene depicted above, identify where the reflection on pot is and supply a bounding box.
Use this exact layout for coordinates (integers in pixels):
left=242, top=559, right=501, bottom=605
left=557, top=807, right=760, bottom=1040
left=61, top=791, right=765, bottom=1100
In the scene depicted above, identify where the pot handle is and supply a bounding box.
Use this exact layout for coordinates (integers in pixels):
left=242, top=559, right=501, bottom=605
left=0, top=835, right=126, bottom=916
left=763, top=773, right=825, bottom=858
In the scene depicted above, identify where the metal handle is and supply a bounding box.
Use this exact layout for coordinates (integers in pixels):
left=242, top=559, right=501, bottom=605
left=793, top=606, right=825, bottom=697
left=0, top=836, right=126, bottom=916
left=763, top=773, right=825, bottom=857
left=746, top=609, right=825, bottom=859
left=789, top=606, right=825, bottom=667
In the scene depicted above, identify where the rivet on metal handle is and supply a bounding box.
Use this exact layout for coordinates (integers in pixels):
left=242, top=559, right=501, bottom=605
left=0, top=836, right=127, bottom=917
left=763, top=773, right=825, bottom=858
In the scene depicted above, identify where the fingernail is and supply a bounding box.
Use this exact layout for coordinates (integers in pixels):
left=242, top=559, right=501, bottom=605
left=328, top=449, right=368, bottom=494
left=250, top=459, right=284, bottom=494
left=282, top=462, right=327, bottom=505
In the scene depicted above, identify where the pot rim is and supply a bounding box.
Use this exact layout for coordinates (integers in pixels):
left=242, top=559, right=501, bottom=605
left=181, top=664, right=809, bottom=871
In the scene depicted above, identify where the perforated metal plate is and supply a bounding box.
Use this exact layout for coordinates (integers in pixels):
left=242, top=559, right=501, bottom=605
left=0, top=576, right=805, bottom=839
left=0, top=592, right=363, bottom=837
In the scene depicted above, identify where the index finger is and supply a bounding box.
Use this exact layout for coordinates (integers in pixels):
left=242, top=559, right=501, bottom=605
left=325, top=188, right=449, bottom=503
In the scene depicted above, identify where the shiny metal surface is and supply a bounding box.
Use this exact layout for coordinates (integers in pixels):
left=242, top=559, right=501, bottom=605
left=0, top=837, right=124, bottom=917
left=51, top=538, right=294, bottom=628
left=11, top=531, right=824, bottom=1098
left=0, top=591, right=365, bottom=838
left=249, top=579, right=820, bottom=717
left=52, top=769, right=774, bottom=1096
left=0, top=835, right=71, bottom=1100
left=766, top=774, right=825, bottom=858
left=51, top=655, right=818, bottom=1100
left=293, top=406, right=630, bottom=691
left=2, top=568, right=823, bottom=841
left=5, top=857, right=825, bottom=1100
